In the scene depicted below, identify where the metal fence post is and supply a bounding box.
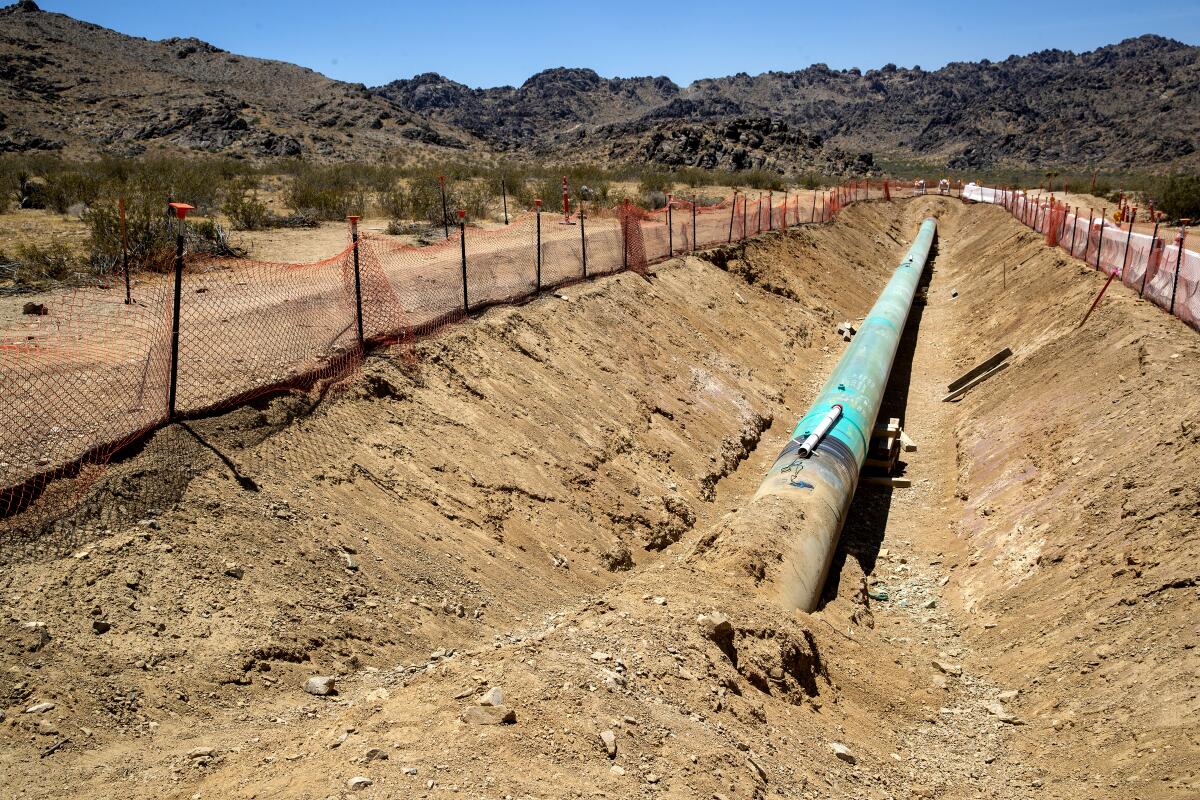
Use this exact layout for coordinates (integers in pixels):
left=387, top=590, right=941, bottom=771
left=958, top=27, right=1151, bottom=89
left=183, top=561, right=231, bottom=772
left=1119, top=209, right=1136, bottom=280
left=1075, top=205, right=1084, bottom=255
left=439, top=175, right=449, bottom=239
left=348, top=215, right=365, bottom=350
left=1170, top=223, right=1190, bottom=315
left=622, top=199, right=629, bottom=270
left=1140, top=219, right=1160, bottom=298
left=534, top=200, right=542, bottom=291
left=667, top=195, right=673, bottom=254
left=810, top=191, right=817, bottom=223
left=119, top=196, right=131, bottom=305
left=501, top=178, right=509, bottom=225
left=742, top=194, right=748, bottom=238
left=767, top=191, right=772, bottom=231
left=728, top=191, right=736, bottom=243
left=579, top=198, right=587, bottom=278
left=1095, top=213, right=1106, bottom=271
left=166, top=202, right=193, bottom=422
left=1083, top=209, right=1094, bottom=259
left=458, top=210, right=468, bottom=311
left=691, top=195, right=697, bottom=252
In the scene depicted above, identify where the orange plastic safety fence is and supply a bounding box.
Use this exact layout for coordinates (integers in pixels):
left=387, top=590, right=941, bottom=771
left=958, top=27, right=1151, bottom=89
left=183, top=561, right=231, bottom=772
left=2, top=182, right=899, bottom=534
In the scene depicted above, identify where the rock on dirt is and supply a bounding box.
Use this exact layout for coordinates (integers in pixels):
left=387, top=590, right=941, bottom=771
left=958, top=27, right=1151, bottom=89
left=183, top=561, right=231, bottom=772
left=932, top=659, right=962, bottom=676
left=599, top=729, right=617, bottom=758
left=698, top=611, right=733, bottom=640
left=478, top=686, right=504, bottom=706
left=460, top=705, right=516, bottom=725
left=303, top=676, right=336, bottom=696
left=347, top=776, right=373, bottom=791
left=362, top=747, right=388, bottom=762
left=829, top=742, right=856, bottom=764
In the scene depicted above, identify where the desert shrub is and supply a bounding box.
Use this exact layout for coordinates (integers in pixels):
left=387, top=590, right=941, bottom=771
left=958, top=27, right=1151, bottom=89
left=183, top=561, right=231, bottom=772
left=10, top=240, right=83, bottom=283
left=457, top=180, right=495, bottom=221
left=676, top=167, right=717, bottom=188
left=378, top=182, right=407, bottom=221
left=741, top=170, right=785, bottom=191
left=44, top=170, right=104, bottom=213
left=382, top=174, right=497, bottom=225
left=17, top=173, right=50, bottom=209
left=86, top=196, right=232, bottom=275
left=222, top=177, right=271, bottom=230
left=492, top=165, right=530, bottom=204
left=404, top=174, right=452, bottom=225
left=637, top=170, right=673, bottom=196
left=284, top=164, right=367, bottom=220
left=1089, top=179, right=1114, bottom=199
left=86, top=195, right=177, bottom=273
left=1156, top=174, right=1200, bottom=221
left=799, top=173, right=823, bottom=190
left=640, top=190, right=668, bottom=210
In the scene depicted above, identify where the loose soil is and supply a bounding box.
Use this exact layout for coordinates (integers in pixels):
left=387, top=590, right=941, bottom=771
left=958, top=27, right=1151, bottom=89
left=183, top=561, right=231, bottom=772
left=1, top=196, right=1195, bottom=800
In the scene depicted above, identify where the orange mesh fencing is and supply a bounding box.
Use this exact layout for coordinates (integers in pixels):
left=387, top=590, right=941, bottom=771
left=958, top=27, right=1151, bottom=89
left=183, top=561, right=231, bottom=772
left=2, top=179, right=897, bottom=536
left=990, top=192, right=1198, bottom=331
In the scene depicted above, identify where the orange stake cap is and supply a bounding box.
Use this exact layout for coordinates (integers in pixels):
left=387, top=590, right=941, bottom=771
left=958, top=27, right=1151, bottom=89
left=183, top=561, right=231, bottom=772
left=168, top=202, right=194, bottom=220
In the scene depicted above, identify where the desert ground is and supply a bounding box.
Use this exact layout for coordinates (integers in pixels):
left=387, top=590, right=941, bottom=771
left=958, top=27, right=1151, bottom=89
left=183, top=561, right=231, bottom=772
left=0, top=194, right=1196, bottom=800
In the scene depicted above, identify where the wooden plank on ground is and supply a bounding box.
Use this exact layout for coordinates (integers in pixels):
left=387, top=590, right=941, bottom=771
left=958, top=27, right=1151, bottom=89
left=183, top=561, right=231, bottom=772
left=942, top=362, right=1009, bottom=402
left=946, top=347, right=1013, bottom=392
left=861, top=476, right=912, bottom=488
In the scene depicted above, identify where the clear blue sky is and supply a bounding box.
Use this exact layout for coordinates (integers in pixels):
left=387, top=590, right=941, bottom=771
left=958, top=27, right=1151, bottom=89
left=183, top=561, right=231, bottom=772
left=37, top=0, right=1200, bottom=89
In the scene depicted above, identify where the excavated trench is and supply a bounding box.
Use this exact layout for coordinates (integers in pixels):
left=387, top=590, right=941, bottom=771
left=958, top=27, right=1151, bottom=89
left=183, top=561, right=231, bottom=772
left=1, top=197, right=1196, bottom=800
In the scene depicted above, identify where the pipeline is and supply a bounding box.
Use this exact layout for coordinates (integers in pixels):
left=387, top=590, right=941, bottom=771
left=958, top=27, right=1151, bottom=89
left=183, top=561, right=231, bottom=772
left=754, top=217, right=937, bottom=612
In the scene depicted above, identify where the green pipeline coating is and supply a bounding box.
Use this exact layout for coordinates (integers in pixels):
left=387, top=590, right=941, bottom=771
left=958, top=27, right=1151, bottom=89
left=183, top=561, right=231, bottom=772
left=752, top=217, right=936, bottom=611
left=789, top=217, right=936, bottom=463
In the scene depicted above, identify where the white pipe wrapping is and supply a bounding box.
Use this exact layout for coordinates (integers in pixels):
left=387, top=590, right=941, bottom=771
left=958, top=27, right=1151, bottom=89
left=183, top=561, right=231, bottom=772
left=796, top=404, right=842, bottom=458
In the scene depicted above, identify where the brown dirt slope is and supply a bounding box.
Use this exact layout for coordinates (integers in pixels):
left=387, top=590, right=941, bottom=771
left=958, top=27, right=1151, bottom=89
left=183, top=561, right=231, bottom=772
left=0, top=197, right=1196, bottom=800
left=937, top=201, right=1200, bottom=795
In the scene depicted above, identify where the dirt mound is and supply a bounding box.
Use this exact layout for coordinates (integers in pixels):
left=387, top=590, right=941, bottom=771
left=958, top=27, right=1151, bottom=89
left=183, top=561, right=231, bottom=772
left=1, top=198, right=1196, bottom=799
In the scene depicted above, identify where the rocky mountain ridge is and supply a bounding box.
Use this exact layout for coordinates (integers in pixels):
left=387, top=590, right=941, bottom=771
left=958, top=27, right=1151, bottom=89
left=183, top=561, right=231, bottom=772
left=1, top=1, right=1196, bottom=172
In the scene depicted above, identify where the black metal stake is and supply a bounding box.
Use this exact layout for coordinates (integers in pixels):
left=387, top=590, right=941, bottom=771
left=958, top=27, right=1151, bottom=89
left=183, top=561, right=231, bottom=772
left=459, top=214, right=468, bottom=311
left=1083, top=210, right=1094, bottom=260
left=767, top=191, right=772, bottom=231
left=667, top=197, right=673, bottom=255
left=120, top=196, right=131, bottom=305
left=810, top=191, right=817, bottom=223
left=1169, top=223, right=1189, bottom=315
left=1095, top=214, right=1106, bottom=272
left=691, top=195, right=697, bottom=252
left=622, top=200, right=628, bottom=270
left=501, top=179, right=509, bottom=225
left=579, top=199, right=587, bottom=278
left=1119, top=212, right=1136, bottom=280
left=743, top=194, right=748, bottom=239
left=349, top=217, right=364, bottom=350
left=727, top=192, right=736, bottom=243
left=535, top=208, right=542, bottom=291
left=1068, top=208, right=1081, bottom=256
left=439, top=176, right=449, bottom=239
left=167, top=215, right=186, bottom=422
left=1140, top=220, right=1160, bottom=298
